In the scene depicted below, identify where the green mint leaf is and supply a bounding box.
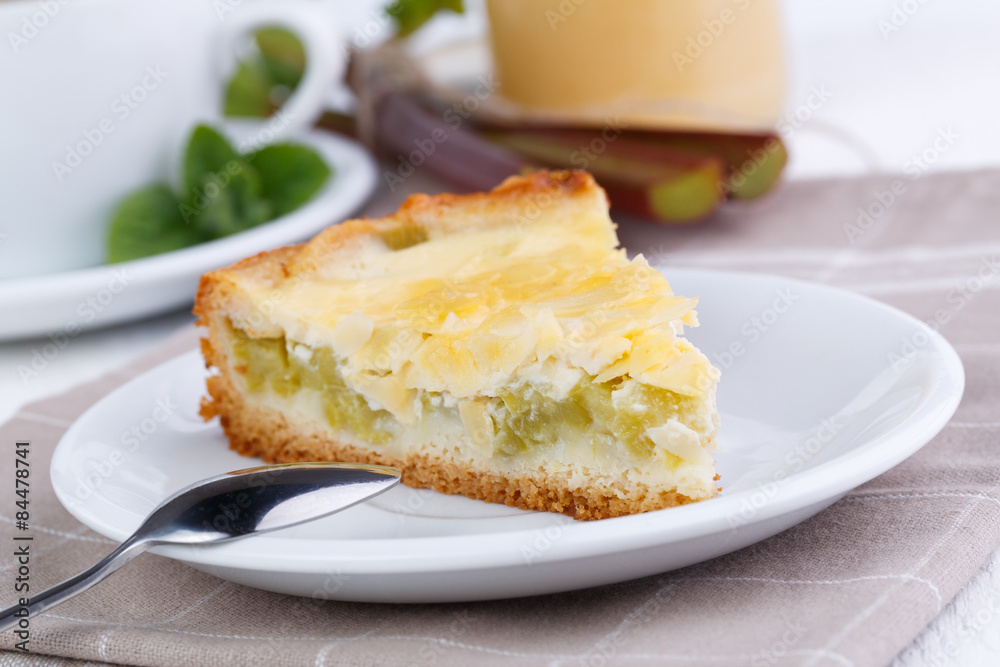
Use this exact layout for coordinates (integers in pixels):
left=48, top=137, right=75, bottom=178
left=107, top=185, right=203, bottom=263
left=387, top=0, right=464, bottom=38
left=224, top=28, right=305, bottom=119
left=106, top=124, right=334, bottom=264
left=183, top=125, right=241, bottom=197
left=223, top=59, right=276, bottom=118
left=250, top=144, right=332, bottom=217
left=189, top=158, right=273, bottom=238
left=256, top=28, right=305, bottom=90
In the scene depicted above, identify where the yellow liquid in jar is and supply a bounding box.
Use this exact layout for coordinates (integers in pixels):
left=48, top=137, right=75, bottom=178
left=485, top=0, right=786, bottom=132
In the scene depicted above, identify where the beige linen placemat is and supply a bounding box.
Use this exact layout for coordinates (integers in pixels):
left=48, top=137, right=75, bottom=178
left=2, top=168, right=1000, bottom=667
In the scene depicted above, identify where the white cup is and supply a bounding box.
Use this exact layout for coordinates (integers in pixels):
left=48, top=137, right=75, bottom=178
left=0, top=0, right=344, bottom=280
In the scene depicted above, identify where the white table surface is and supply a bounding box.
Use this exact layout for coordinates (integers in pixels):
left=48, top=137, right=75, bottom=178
left=3, top=0, right=999, bottom=664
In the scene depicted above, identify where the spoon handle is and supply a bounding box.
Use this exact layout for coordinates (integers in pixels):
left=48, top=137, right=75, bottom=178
left=0, top=537, right=150, bottom=633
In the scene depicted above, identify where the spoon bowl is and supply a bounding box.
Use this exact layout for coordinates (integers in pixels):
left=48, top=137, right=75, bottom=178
left=139, top=462, right=401, bottom=545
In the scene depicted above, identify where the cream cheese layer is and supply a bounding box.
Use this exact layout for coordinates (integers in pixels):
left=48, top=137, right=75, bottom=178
left=234, top=218, right=719, bottom=403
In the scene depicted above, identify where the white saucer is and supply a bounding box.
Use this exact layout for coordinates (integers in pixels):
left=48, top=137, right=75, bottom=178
left=0, top=129, right=377, bottom=340
left=50, top=268, right=964, bottom=603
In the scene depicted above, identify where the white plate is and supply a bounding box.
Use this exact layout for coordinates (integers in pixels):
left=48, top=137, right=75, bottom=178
left=0, top=129, right=376, bottom=340
left=50, top=268, right=964, bottom=603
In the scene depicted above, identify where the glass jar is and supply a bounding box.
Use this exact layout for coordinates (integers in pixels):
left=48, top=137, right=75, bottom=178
left=485, top=0, right=786, bottom=132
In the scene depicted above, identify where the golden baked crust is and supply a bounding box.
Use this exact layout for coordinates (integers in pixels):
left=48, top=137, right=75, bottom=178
left=195, top=170, right=720, bottom=520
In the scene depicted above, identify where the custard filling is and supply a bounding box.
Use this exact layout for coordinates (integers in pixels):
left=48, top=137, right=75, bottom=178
left=228, top=325, right=705, bottom=465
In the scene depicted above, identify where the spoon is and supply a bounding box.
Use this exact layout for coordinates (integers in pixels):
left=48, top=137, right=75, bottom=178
left=0, top=462, right=399, bottom=632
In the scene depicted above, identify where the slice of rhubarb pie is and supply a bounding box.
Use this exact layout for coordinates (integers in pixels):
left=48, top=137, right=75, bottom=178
left=195, top=170, right=720, bottom=520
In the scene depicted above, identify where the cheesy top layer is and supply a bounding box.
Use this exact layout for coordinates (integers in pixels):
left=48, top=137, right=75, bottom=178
left=228, top=193, right=719, bottom=403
